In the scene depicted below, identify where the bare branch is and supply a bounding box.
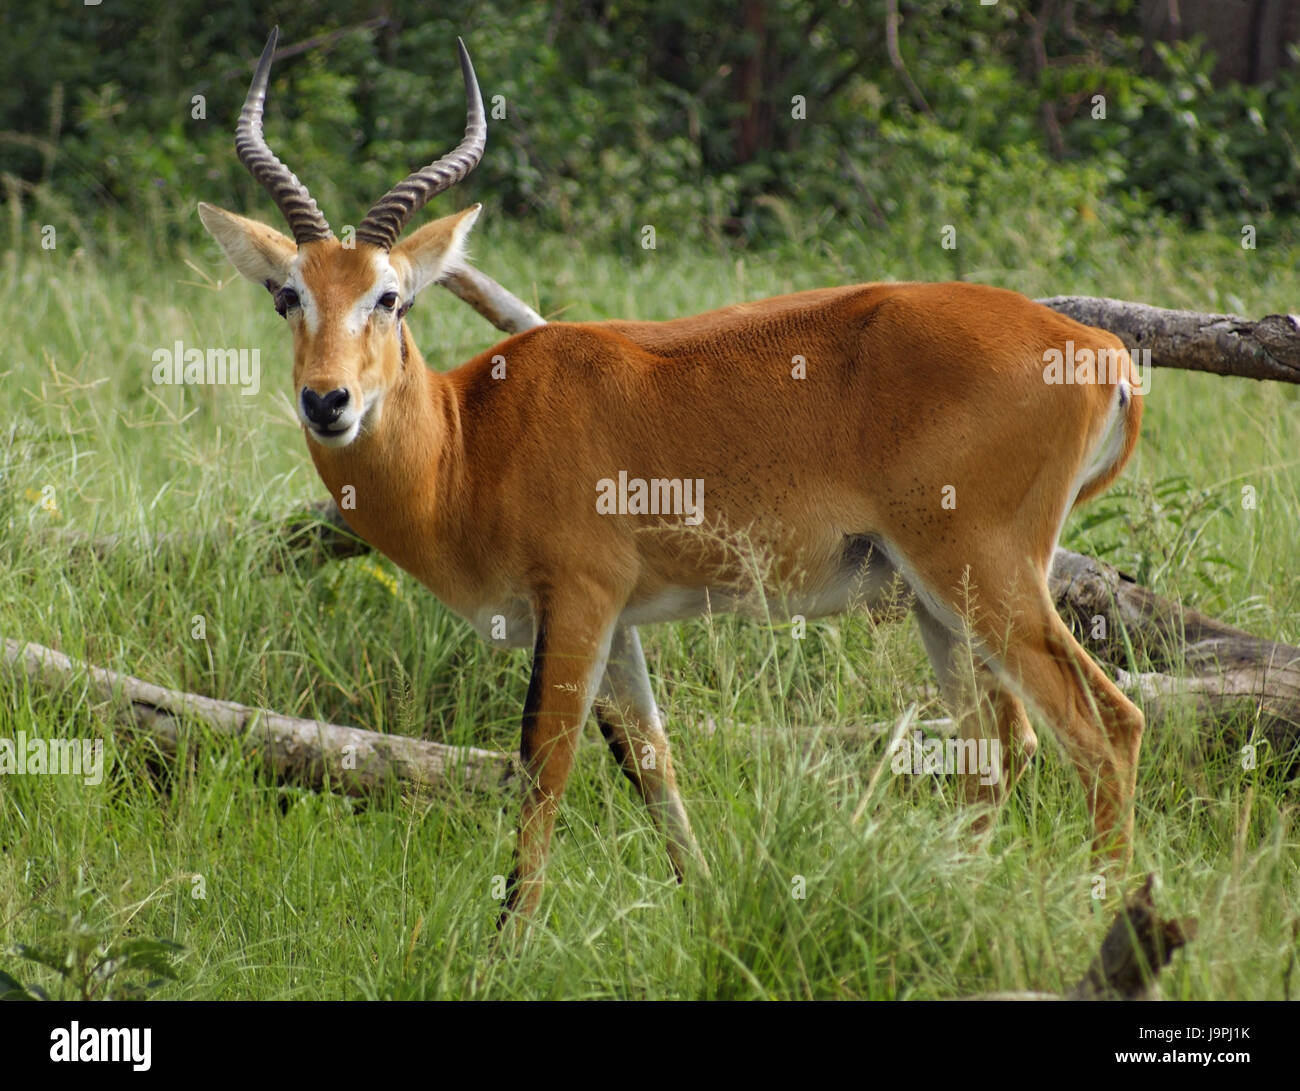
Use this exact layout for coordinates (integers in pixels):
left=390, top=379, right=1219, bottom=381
left=441, top=265, right=545, bottom=334
left=1038, top=296, right=1300, bottom=384
left=1069, top=874, right=1197, bottom=1000
left=1, top=638, right=519, bottom=797
left=884, top=0, right=935, bottom=118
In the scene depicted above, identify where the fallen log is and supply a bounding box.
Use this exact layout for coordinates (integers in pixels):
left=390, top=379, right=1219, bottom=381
left=1050, top=549, right=1300, bottom=764
left=1, top=638, right=519, bottom=797
left=2, top=647, right=1199, bottom=1001
left=1037, top=296, right=1300, bottom=384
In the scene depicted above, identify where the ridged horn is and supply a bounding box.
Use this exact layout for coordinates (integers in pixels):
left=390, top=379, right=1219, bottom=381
left=235, top=27, right=333, bottom=245
left=355, top=38, right=486, bottom=250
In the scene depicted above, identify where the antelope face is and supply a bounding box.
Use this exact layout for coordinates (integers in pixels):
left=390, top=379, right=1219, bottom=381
left=278, top=242, right=396, bottom=447
left=282, top=221, right=480, bottom=447
left=197, top=27, right=485, bottom=450
left=198, top=207, right=480, bottom=449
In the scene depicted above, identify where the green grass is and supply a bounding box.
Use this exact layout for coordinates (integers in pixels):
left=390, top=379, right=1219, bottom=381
left=1, top=193, right=1297, bottom=999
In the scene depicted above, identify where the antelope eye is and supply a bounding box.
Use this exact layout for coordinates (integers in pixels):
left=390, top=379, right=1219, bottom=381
left=376, top=291, right=398, bottom=311
left=274, top=286, right=300, bottom=317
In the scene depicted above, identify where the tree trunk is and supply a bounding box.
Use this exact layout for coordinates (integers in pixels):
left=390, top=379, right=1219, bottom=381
left=1142, top=0, right=1300, bottom=84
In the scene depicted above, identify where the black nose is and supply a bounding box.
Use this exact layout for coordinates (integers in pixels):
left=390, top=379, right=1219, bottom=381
left=301, top=387, right=349, bottom=427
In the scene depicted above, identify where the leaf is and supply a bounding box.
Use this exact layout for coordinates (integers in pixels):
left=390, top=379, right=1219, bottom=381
left=103, top=938, right=183, bottom=981
left=0, top=968, right=34, bottom=1000
left=113, top=983, right=149, bottom=1001
left=13, top=944, right=70, bottom=977
left=1201, top=553, right=1242, bottom=573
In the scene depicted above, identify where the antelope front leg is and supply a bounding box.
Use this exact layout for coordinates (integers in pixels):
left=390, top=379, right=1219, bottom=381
left=498, top=599, right=616, bottom=933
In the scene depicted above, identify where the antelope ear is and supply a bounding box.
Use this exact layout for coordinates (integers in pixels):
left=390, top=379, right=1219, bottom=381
left=197, top=202, right=297, bottom=290
left=390, top=204, right=481, bottom=301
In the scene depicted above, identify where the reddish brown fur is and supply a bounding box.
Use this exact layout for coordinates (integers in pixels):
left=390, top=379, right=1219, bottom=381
left=200, top=207, right=1145, bottom=932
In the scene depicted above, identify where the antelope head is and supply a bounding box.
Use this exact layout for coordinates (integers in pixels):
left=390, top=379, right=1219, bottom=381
left=197, top=28, right=485, bottom=449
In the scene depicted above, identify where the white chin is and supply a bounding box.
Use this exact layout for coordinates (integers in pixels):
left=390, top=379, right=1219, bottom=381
left=307, top=420, right=361, bottom=448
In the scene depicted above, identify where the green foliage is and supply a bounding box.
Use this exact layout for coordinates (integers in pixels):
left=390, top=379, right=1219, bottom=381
left=1067, top=38, right=1300, bottom=225
left=12, top=0, right=1300, bottom=249
left=2, top=885, right=183, bottom=1001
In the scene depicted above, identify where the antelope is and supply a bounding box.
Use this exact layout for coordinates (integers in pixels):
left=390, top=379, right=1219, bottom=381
left=198, top=29, right=1145, bottom=928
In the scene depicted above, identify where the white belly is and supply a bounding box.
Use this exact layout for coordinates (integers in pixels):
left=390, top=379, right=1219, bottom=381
left=619, top=540, right=904, bottom=627
left=461, top=536, right=904, bottom=647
